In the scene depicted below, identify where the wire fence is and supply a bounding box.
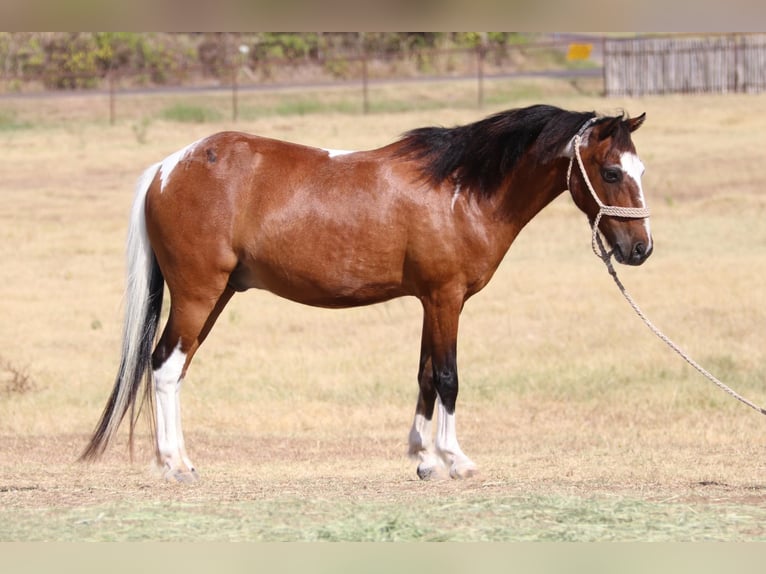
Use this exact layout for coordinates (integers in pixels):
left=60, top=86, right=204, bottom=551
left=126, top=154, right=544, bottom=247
left=1, top=39, right=603, bottom=124
left=6, top=34, right=766, bottom=126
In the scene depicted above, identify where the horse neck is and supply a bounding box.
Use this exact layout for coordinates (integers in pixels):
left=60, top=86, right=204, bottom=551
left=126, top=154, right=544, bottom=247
left=495, top=155, right=570, bottom=232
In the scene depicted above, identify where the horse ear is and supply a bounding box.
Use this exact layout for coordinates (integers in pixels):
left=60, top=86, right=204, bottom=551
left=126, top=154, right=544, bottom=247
left=627, top=113, right=646, bottom=132
left=596, top=116, right=622, bottom=141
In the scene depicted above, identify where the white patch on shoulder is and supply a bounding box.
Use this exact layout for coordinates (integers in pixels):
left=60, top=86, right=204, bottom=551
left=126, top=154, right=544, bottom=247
left=159, top=139, right=202, bottom=192
left=324, top=148, right=353, bottom=158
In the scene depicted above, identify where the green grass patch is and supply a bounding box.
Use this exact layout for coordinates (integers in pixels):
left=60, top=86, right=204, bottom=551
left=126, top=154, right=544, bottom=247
left=3, top=494, right=766, bottom=542
left=239, top=98, right=360, bottom=119
left=274, top=98, right=359, bottom=117
left=0, top=110, right=31, bottom=131
left=160, top=103, right=224, bottom=123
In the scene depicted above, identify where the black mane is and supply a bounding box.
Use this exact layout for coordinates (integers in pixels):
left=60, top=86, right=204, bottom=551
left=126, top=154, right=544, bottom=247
left=396, top=104, right=598, bottom=196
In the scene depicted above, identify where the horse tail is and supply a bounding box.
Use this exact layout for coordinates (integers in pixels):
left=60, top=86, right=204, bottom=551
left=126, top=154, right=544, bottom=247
left=80, top=163, right=164, bottom=462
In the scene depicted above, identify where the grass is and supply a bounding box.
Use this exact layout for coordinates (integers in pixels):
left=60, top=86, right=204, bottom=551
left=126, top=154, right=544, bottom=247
left=3, top=494, right=765, bottom=542
left=0, top=76, right=602, bottom=129
left=160, top=103, right=224, bottom=123
left=0, top=109, right=31, bottom=131
left=1, top=87, right=766, bottom=541
left=238, top=95, right=361, bottom=119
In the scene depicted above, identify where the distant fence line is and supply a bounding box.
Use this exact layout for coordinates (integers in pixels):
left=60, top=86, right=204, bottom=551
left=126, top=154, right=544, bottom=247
left=604, top=34, right=766, bottom=96
left=2, top=40, right=603, bottom=123
left=5, top=35, right=766, bottom=125
left=1, top=39, right=593, bottom=91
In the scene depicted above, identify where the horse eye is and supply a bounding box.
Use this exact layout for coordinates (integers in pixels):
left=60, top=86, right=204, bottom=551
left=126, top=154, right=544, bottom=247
left=601, top=168, right=622, bottom=184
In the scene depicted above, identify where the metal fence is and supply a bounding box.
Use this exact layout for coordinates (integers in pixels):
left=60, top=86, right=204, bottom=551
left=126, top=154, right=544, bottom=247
left=604, top=34, right=766, bottom=96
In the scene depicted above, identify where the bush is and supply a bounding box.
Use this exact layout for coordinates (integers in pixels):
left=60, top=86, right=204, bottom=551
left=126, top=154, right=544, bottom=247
left=0, top=32, right=538, bottom=92
left=0, top=356, right=35, bottom=396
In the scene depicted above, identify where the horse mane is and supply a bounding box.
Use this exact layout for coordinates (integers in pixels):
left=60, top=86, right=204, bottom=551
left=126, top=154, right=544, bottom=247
left=396, top=104, right=604, bottom=197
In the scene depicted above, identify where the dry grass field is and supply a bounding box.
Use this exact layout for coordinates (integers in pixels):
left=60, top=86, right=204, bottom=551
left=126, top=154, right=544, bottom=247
left=1, top=80, right=766, bottom=541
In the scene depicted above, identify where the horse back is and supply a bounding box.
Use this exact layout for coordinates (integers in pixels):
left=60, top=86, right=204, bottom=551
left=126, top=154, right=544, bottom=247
left=148, top=132, right=426, bottom=307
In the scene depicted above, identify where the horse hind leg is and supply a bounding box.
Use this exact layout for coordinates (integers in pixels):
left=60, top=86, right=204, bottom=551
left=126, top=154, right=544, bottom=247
left=151, top=285, right=235, bottom=482
left=152, top=338, right=193, bottom=481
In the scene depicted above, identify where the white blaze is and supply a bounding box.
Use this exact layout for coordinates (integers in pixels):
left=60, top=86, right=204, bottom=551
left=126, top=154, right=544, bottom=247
left=620, top=152, right=652, bottom=243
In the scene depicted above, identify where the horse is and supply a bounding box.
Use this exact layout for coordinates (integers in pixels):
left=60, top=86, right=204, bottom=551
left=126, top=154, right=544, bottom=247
left=80, top=104, right=652, bottom=482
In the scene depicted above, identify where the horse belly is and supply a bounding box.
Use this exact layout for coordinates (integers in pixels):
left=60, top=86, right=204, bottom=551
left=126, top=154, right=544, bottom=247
left=232, top=230, right=408, bottom=308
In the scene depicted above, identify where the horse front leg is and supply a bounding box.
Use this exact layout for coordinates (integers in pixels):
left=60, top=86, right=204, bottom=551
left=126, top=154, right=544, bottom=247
left=409, top=296, right=477, bottom=480
left=408, top=341, right=441, bottom=479
left=434, top=393, right=476, bottom=479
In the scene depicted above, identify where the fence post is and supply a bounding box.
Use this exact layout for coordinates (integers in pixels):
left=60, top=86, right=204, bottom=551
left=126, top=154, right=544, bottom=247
left=361, top=48, right=369, bottom=114
left=601, top=36, right=608, bottom=97
left=234, top=43, right=250, bottom=122
left=108, top=71, right=116, bottom=125
left=232, top=62, right=239, bottom=122
left=733, top=33, right=740, bottom=93
left=476, top=44, right=486, bottom=109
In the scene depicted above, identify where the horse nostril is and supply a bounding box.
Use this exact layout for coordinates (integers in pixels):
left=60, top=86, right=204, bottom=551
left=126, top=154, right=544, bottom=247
left=629, top=241, right=650, bottom=265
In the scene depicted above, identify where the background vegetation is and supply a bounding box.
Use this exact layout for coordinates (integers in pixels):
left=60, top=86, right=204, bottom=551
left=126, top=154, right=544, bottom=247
left=0, top=32, right=548, bottom=89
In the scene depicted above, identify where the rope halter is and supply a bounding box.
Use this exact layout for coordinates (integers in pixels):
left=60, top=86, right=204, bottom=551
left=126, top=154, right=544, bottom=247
left=565, top=118, right=651, bottom=262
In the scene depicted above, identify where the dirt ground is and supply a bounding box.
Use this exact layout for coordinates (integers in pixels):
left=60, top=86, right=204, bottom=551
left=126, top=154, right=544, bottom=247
left=4, top=403, right=766, bottom=512
left=2, top=89, right=766, bottom=540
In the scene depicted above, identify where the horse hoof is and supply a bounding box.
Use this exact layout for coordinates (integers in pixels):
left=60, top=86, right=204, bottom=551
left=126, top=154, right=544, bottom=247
left=178, top=469, right=199, bottom=483
left=449, top=465, right=477, bottom=480
left=417, top=464, right=439, bottom=480
left=165, top=468, right=199, bottom=483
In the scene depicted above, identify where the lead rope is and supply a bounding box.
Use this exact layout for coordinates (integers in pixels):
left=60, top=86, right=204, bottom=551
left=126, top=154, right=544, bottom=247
left=567, top=132, right=766, bottom=416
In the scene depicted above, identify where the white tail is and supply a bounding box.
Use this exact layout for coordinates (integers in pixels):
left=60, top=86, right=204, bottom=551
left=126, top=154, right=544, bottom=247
left=80, top=162, right=165, bottom=461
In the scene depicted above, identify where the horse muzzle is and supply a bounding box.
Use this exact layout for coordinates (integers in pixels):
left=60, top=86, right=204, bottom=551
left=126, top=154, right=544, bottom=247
left=613, top=239, right=653, bottom=266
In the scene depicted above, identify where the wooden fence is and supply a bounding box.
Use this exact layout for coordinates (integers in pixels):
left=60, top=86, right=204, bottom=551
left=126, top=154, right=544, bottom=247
left=604, top=34, right=766, bottom=96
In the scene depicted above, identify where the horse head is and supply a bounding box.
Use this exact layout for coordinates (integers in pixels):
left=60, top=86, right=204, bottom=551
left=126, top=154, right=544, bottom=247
left=567, top=113, right=652, bottom=266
